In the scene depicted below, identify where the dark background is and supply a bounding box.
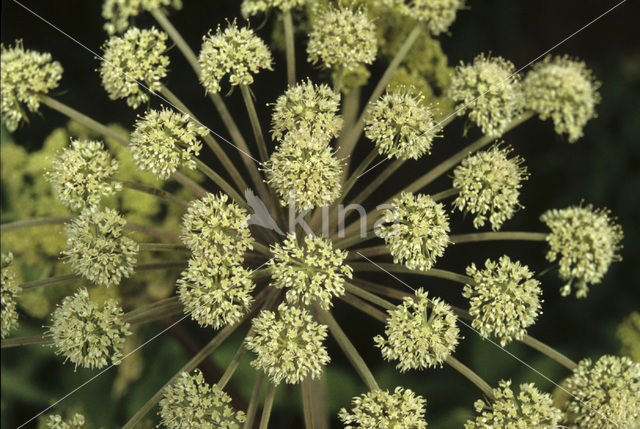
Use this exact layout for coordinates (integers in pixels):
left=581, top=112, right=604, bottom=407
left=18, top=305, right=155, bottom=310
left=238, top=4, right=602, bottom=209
left=2, top=0, right=639, bottom=427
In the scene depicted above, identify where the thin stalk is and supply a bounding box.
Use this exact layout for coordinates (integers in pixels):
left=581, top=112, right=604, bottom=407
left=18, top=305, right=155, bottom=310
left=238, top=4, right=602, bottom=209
left=333, top=66, right=344, bottom=93
left=1, top=335, right=52, bottom=349
left=21, top=273, right=80, bottom=291
left=193, top=158, right=248, bottom=208
left=283, top=10, right=296, bottom=86
left=344, top=282, right=395, bottom=311
left=350, top=278, right=408, bottom=301
left=124, top=297, right=180, bottom=321
left=240, top=84, right=270, bottom=163
left=135, top=260, right=188, bottom=271
left=334, top=231, right=377, bottom=249
left=522, top=335, right=578, bottom=371
left=253, top=242, right=271, bottom=257
left=340, top=293, right=389, bottom=323
left=349, top=262, right=472, bottom=285
left=349, top=158, right=404, bottom=206
left=243, top=372, right=266, bottom=429
left=1, top=216, right=71, bottom=232
left=341, top=87, right=361, bottom=134
left=150, top=8, right=200, bottom=74
left=446, top=356, right=495, bottom=401
left=218, top=344, right=247, bottom=389
left=124, top=223, right=182, bottom=241
left=258, top=382, right=277, bottom=429
left=347, top=245, right=387, bottom=260
left=118, top=181, right=190, bottom=208
left=301, top=376, right=329, bottom=429
left=138, top=243, right=187, bottom=252
left=450, top=231, right=548, bottom=244
left=171, top=171, right=207, bottom=197
left=432, top=187, right=459, bottom=202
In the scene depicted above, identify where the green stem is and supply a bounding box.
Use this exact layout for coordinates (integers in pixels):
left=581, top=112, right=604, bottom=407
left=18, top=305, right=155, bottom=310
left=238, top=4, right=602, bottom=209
left=341, top=150, right=379, bottom=203
left=333, top=66, right=344, bottom=93
left=119, top=180, right=190, bottom=208
left=432, top=187, right=459, bottom=202
left=21, top=273, right=79, bottom=290
left=521, top=335, right=578, bottom=371
left=124, top=223, right=182, bottom=241
left=1, top=335, right=52, bottom=349
left=170, top=171, right=207, bottom=197
left=218, top=344, right=247, bottom=389
left=138, top=243, right=187, bottom=252
left=340, top=293, right=389, bottom=323
left=334, top=231, right=377, bottom=249
left=240, top=84, right=269, bottom=163
left=1, top=216, right=71, bottom=232
left=283, top=10, right=296, bottom=86
left=349, top=158, right=404, bottom=206
left=344, top=282, right=395, bottom=311
left=258, top=382, right=277, bottom=429
left=347, top=244, right=387, bottom=260
left=150, top=8, right=200, bottom=74
left=349, top=262, right=472, bottom=285
left=243, top=372, right=265, bottom=429
left=193, top=158, right=248, bottom=208
left=446, top=356, right=496, bottom=401
left=450, top=231, right=548, bottom=244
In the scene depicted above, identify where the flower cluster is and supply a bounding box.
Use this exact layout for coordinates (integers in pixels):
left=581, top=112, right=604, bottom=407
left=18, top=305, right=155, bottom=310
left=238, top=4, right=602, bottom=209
left=269, top=234, right=352, bottom=310
left=1, top=41, right=63, bottom=132
left=563, top=355, right=640, bottom=429
left=158, top=370, right=246, bottom=429
left=130, top=108, right=207, bottom=179
left=100, top=27, right=170, bottom=108
left=47, top=139, right=121, bottom=211
left=241, top=0, right=305, bottom=16
left=365, top=90, right=439, bottom=160
left=453, top=146, right=527, bottom=230
left=375, top=288, right=459, bottom=371
left=47, top=288, right=131, bottom=369
left=307, top=6, right=378, bottom=71
left=465, top=380, right=562, bottom=428
left=245, top=303, right=330, bottom=384
left=63, top=207, right=139, bottom=288
left=102, top=0, right=183, bottom=35
left=378, top=192, right=450, bottom=271
left=540, top=204, right=623, bottom=298
left=383, top=0, right=465, bottom=35
left=449, top=54, right=523, bottom=138
left=524, top=55, right=600, bottom=142
left=44, top=413, right=86, bottom=429
left=1, top=253, right=21, bottom=339
left=338, top=387, right=428, bottom=429
left=198, top=22, right=273, bottom=94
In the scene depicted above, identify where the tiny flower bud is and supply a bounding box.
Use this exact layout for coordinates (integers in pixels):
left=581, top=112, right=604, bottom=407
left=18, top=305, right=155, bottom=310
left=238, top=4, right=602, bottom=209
left=44, top=412, right=86, bottom=429
left=241, top=0, right=305, bottom=17
left=339, top=387, right=428, bottom=429
left=1, top=253, right=21, bottom=339
left=102, top=0, right=182, bottom=35
left=382, top=0, right=465, bottom=35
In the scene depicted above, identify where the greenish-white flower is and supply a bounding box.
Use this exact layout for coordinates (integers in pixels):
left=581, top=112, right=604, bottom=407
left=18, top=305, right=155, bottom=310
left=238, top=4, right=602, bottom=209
left=47, top=139, right=121, bottom=211
left=338, top=387, right=428, bottom=429
left=378, top=192, right=450, bottom=271
left=375, top=288, right=459, bottom=371
left=307, top=6, right=377, bottom=71
left=1, top=41, right=63, bottom=132
left=365, top=90, right=439, bottom=160
left=198, top=22, right=273, bottom=94
left=47, top=288, right=131, bottom=370
left=449, top=54, right=523, bottom=138
left=130, top=108, right=207, bottom=179
left=178, top=256, right=255, bottom=329
left=100, top=27, right=170, bottom=108
left=271, top=79, right=343, bottom=142
left=180, top=193, right=254, bottom=265
left=1, top=253, right=21, bottom=339
left=63, top=207, right=139, bottom=288
left=382, top=0, right=465, bottom=35
left=465, top=380, right=562, bottom=428
left=159, top=369, right=246, bottom=429
left=245, top=303, right=330, bottom=384
left=563, top=355, right=640, bottom=429
left=524, top=55, right=600, bottom=142
left=102, top=0, right=182, bottom=35
left=269, top=234, right=352, bottom=310
left=452, top=146, right=527, bottom=230
left=540, top=204, right=623, bottom=298
left=44, top=413, right=86, bottom=429
left=241, top=0, right=305, bottom=16
left=464, top=256, right=542, bottom=346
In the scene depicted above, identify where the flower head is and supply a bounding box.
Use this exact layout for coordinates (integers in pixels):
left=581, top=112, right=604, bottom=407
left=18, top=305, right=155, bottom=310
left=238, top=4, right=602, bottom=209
left=524, top=55, right=600, bottom=142
left=1, top=253, right=21, bottom=339
left=464, top=256, right=542, bottom=346
left=245, top=303, right=330, bottom=384
left=100, top=27, right=170, bottom=109
left=47, top=288, right=131, bottom=369
left=365, top=90, right=439, bottom=160
left=452, top=146, right=527, bottom=230
left=63, top=207, right=139, bottom=287
left=540, top=204, right=622, bottom=298
left=180, top=193, right=253, bottom=265
left=378, top=192, right=450, bottom=271
left=375, top=288, right=459, bottom=371
left=47, top=139, right=121, bottom=211
left=465, top=380, right=562, bottom=428
left=43, top=413, right=86, bottom=429
left=449, top=54, right=523, bottom=138
left=241, top=0, right=305, bottom=16
left=1, top=41, right=63, bottom=132
left=269, top=234, right=352, bottom=310
left=338, top=387, right=428, bottom=429
left=307, top=7, right=377, bottom=71
left=198, top=22, right=273, bottom=94
left=159, top=369, right=246, bottom=429
left=271, top=79, right=343, bottom=142
left=130, top=108, right=207, bottom=179
left=383, top=0, right=465, bottom=35
left=178, top=257, right=255, bottom=329
left=102, top=0, right=182, bottom=35
left=563, top=355, right=640, bottom=429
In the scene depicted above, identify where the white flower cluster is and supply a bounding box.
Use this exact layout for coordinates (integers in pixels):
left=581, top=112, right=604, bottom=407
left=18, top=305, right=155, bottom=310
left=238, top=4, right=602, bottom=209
left=241, top=0, right=305, bottom=17
left=339, top=387, right=428, bottom=429
left=44, top=413, right=86, bottom=429
left=102, top=0, right=182, bottom=35
left=383, top=0, right=465, bottom=35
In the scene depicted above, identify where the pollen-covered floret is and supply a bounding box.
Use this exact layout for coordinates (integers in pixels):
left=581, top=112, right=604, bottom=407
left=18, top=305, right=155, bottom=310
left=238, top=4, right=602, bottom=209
left=265, top=129, right=342, bottom=211
left=540, top=204, right=622, bottom=298
left=245, top=303, right=330, bottom=384
left=382, top=0, right=465, bottom=35
left=178, top=257, right=255, bottom=329
left=307, top=7, right=377, bottom=71
left=102, top=0, right=183, bottom=35
left=180, top=193, right=254, bottom=265
left=524, top=55, right=600, bottom=142
left=378, top=192, right=450, bottom=271
left=63, top=207, right=139, bottom=288
left=241, top=0, right=305, bottom=16
left=47, top=139, right=121, bottom=211
left=464, top=256, right=542, bottom=346
left=449, top=54, right=523, bottom=138
left=1, top=253, right=21, bottom=339
left=563, top=355, right=640, bottom=429
left=271, top=79, right=343, bottom=142
left=44, top=413, right=86, bottom=429
left=338, top=387, right=428, bottom=429
left=365, top=90, right=439, bottom=160
left=269, top=234, right=353, bottom=310
left=198, top=22, right=273, bottom=94
left=100, top=27, right=169, bottom=109
left=452, top=146, right=527, bottom=230
left=375, top=288, right=459, bottom=371
left=1, top=41, right=63, bottom=132
left=159, top=369, right=246, bottom=429
left=47, top=288, right=131, bottom=370
left=465, top=380, right=562, bottom=428
left=130, top=108, right=207, bottom=179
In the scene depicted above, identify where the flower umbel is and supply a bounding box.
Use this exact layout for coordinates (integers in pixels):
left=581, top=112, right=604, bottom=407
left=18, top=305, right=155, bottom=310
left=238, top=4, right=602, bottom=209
left=102, top=0, right=183, bottom=35
left=241, top=0, right=305, bottom=17
left=1, top=253, right=21, bottom=339
left=44, top=413, right=86, bottom=429
left=383, top=0, right=465, bottom=35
